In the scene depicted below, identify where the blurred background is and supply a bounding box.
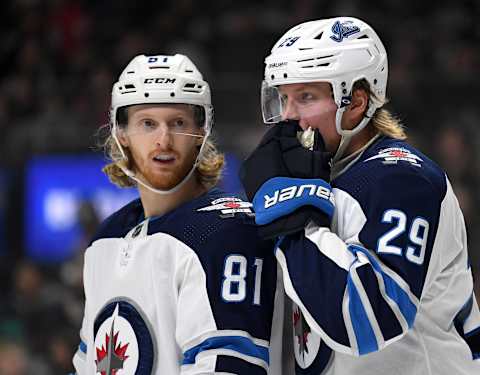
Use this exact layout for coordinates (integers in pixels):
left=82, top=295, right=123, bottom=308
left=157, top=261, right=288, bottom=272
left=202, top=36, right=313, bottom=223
left=0, top=0, right=479, bottom=373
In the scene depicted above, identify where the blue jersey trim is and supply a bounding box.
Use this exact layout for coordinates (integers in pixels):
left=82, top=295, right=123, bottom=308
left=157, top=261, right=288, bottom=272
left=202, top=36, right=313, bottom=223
left=182, top=336, right=269, bottom=365
left=347, top=268, right=379, bottom=355
left=348, top=245, right=417, bottom=328
left=79, top=340, right=87, bottom=354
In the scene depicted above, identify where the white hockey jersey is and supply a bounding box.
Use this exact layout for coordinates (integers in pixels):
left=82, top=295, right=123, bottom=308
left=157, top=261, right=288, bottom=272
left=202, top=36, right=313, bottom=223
left=72, top=189, right=284, bottom=375
left=276, top=136, right=480, bottom=374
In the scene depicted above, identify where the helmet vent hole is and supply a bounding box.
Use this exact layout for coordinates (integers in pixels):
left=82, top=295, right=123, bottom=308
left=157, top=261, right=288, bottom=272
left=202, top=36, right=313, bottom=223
left=271, top=75, right=275, bottom=80
left=144, top=93, right=149, bottom=97
left=283, top=73, right=288, bottom=78
left=316, top=63, right=330, bottom=67
left=127, top=71, right=134, bottom=74
left=124, top=84, right=135, bottom=89
left=183, top=83, right=202, bottom=93
left=149, top=66, right=169, bottom=69
left=314, top=32, right=323, bottom=40
left=299, top=47, right=313, bottom=51
left=170, top=92, right=175, bottom=97
left=374, top=79, right=378, bottom=85
left=357, top=35, right=370, bottom=39
left=381, top=66, right=385, bottom=72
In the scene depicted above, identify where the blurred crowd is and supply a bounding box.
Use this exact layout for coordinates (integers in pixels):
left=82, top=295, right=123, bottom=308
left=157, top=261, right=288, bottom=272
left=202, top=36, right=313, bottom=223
left=1, top=0, right=479, bottom=373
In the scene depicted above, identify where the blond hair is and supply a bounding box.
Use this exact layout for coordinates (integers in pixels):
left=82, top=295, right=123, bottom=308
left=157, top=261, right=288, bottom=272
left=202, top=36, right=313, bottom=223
left=101, top=112, right=225, bottom=190
left=353, top=79, right=407, bottom=140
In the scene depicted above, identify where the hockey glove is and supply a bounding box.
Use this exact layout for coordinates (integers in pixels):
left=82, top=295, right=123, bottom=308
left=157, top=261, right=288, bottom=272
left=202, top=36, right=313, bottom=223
left=240, top=120, right=334, bottom=239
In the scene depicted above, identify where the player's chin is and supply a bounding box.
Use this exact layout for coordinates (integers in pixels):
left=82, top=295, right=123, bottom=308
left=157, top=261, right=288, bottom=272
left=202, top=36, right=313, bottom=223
left=146, top=170, right=188, bottom=191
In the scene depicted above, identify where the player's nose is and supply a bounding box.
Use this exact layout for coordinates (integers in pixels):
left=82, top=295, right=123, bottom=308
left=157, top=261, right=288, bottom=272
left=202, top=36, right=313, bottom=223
left=281, top=99, right=300, bottom=122
left=154, top=124, right=173, bottom=148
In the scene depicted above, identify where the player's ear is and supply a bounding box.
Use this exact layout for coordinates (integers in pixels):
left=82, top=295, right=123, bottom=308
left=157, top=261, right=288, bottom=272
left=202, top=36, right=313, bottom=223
left=116, top=128, right=130, bottom=147
left=345, top=88, right=368, bottom=124
left=350, top=88, right=368, bottom=113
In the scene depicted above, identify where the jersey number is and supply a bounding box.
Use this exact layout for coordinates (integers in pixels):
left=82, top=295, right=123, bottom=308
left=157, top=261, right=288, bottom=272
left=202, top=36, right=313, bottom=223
left=377, top=209, right=429, bottom=265
left=222, top=255, right=263, bottom=305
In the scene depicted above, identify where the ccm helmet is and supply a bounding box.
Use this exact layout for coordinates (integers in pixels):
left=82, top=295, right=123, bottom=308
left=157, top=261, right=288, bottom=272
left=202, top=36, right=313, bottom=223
left=110, top=54, right=213, bottom=194
left=111, top=54, right=212, bottom=135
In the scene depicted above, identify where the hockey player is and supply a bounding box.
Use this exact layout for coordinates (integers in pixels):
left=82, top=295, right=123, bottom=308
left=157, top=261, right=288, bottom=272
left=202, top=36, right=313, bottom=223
left=72, top=54, right=284, bottom=374
left=241, top=17, right=480, bottom=374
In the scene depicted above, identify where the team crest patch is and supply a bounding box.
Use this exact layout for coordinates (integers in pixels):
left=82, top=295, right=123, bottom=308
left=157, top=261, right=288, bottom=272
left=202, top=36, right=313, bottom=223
left=293, top=305, right=320, bottom=368
left=197, top=197, right=254, bottom=218
left=292, top=304, right=332, bottom=373
left=364, top=147, right=423, bottom=167
left=94, top=300, right=155, bottom=374
left=330, top=20, right=361, bottom=42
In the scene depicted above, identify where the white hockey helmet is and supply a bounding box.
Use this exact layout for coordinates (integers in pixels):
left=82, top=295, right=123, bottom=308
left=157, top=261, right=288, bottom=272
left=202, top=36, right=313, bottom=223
left=262, top=17, right=388, bottom=137
left=110, top=54, right=213, bottom=194
left=111, top=53, right=212, bottom=133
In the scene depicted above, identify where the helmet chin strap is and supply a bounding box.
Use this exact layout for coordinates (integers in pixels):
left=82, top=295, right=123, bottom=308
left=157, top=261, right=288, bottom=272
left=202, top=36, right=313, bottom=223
left=332, top=102, right=376, bottom=163
left=112, top=128, right=209, bottom=195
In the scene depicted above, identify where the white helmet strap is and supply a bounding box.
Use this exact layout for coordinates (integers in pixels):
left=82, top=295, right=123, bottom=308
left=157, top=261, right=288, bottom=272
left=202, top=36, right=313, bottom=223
left=332, top=100, right=377, bottom=162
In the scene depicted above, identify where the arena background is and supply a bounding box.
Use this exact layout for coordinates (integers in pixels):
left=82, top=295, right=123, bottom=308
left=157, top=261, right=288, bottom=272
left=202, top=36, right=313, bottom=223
left=0, top=0, right=479, bottom=373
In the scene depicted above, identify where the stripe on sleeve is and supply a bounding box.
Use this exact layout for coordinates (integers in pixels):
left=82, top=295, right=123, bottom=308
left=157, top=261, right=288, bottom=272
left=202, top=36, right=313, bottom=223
left=182, top=335, right=269, bottom=366
left=347, top=263, right=379, bottom=355
left=348, top=245, right=418, bottom=329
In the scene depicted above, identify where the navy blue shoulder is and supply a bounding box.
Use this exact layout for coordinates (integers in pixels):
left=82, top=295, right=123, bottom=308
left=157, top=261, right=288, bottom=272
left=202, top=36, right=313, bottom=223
left=147, top=188, right=263, bottom=253
left=333, top=137, right=447, bottom=204
left=90, top=198, right=143, bottom=243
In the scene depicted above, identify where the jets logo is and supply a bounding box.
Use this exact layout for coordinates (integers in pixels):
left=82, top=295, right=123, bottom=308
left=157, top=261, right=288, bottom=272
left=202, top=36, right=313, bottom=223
left=364, top=147, right=423, bottom=167
left=197, top=197, right=254, bottom=218
left=292, top=304, right=321, bottom=369
left=94, top=300, right=155, bottom=374
left=330, top=20, right=360, bottom=42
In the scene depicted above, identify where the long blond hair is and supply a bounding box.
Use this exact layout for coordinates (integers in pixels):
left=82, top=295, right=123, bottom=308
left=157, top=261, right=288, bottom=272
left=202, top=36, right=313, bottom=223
left=101, top=105, right=225, bottom=190
left=353, top=79, right=406, bottom=140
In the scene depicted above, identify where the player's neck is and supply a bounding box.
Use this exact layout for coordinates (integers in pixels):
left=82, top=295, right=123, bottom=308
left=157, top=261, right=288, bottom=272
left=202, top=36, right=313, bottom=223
left=138, top=174, right=206, bottom=218
left=344, top=125, right=377, bottom=156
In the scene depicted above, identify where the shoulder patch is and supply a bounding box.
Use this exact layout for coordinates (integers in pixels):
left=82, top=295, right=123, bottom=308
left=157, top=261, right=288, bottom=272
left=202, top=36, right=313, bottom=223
left=197, top=197, right=254, bottom=218
left=364, top=147, right=423, bottom=167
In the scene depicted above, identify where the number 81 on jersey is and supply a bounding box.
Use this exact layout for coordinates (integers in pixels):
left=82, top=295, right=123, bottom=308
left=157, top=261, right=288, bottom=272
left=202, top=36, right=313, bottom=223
left=221, top=255, right=263, bottom=305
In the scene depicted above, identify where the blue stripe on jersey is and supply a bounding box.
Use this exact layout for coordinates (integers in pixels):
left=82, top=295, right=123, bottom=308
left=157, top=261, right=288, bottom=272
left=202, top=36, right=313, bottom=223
left=347, top=266, right=379, bottom=355
left=355, top=266, right=404, bottom=341
left=79, top=340, right=87, bottom=354
left=454, top=293, right=480, bottom=360
left=182, top=336, right=269, bottom=365
left=349, top=245, right=417, bottom=328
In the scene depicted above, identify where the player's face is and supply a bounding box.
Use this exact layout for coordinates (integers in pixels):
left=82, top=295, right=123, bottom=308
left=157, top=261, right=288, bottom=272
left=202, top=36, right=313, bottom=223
left=279, top=82, right=340, bottom=152
left=121, top=104, right=203, bottom=190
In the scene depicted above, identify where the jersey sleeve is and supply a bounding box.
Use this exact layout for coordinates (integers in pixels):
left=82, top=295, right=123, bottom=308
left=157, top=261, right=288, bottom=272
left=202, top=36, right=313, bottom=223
left=275, top=162, right=475, bottom=356
left=177, top=221, right=280, bottom=374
